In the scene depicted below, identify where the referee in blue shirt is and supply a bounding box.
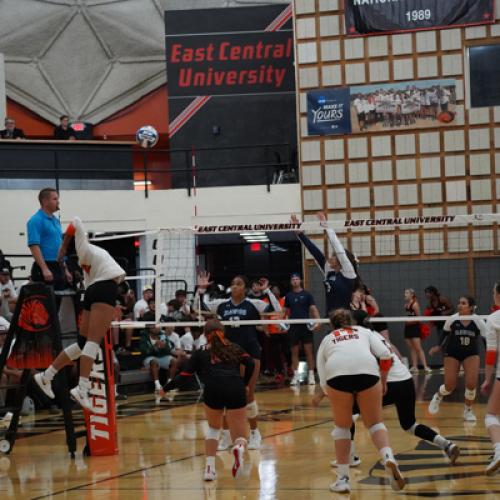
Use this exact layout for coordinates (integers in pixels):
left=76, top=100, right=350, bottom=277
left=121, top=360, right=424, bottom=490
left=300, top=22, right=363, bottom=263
left=27, top=188, right=72, bottom=304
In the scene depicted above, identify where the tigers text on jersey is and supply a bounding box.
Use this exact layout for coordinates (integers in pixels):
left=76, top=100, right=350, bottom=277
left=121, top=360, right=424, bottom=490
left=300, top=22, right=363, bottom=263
left=316, top=325, right=391, bottom=392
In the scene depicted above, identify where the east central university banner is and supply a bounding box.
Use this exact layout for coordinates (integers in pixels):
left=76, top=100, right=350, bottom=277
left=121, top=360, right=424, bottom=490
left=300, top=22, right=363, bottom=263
left=167, top=31, right=294, bottom=98
left=345, top=0, right=494, bottom=36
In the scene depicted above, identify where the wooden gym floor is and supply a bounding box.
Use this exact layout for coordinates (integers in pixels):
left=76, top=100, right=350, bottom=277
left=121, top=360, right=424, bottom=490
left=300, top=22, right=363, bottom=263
left=1, top=374, right=499, bottom=499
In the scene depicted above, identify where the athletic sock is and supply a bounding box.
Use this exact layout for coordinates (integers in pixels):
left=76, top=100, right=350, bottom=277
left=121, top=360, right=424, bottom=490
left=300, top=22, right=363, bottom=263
left=337, top=463, right=349, bottom=479
left=79, top=376, right=91, bottom=392
left=494, top=443, right=500, bottom=455
left=154, top=380, right=162, bottom=390
left=43, top=365, right=57, bottom=382
left=206, top=456, right=215, bottom=468
left=433, top=435, right=448, bottom=449
left=380, top=446, right=395, bottom=463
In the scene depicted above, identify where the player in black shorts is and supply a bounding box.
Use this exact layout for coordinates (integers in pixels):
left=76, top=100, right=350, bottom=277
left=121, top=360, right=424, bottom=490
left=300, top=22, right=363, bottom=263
left=34, top=217, right=126, bottom=410
left=163, top=319, right=254, bottom=481
left=403, top=288, right=431, bottom=373
left=197, top=272, right=281, bottom=450
left=428, top=296, right=487, bottom=422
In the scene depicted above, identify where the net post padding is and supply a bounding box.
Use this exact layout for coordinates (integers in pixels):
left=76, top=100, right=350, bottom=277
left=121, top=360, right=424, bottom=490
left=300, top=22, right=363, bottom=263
left=83, top=329, right=118, bottom=456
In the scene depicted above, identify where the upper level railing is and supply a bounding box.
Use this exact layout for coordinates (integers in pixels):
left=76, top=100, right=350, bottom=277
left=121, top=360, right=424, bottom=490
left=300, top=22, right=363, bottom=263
left=0, top=140, right=298, bottom=197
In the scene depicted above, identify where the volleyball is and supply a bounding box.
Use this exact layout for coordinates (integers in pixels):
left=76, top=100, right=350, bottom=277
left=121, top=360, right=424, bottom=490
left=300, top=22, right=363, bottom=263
left=135, top=125, right=159, bottom=148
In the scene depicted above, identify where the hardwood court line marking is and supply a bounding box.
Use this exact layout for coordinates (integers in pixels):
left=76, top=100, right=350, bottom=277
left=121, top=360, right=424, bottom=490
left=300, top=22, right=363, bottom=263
left=30, top=414, right=333, bottom=499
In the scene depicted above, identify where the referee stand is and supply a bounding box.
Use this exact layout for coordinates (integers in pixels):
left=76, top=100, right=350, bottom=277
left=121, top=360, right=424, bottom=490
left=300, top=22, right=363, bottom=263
left=0, top=282, right=77, bottom=456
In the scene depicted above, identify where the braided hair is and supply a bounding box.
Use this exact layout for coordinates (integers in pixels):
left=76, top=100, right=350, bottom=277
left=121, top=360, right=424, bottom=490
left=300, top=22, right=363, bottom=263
left=204, top=318, right=242, bottom=364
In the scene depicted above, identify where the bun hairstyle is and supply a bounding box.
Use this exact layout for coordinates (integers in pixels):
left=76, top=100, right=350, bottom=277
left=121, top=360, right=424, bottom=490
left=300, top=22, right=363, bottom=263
left=495, top=283, right=500, bottom=295
left=329, top=308, right=354, bottom=329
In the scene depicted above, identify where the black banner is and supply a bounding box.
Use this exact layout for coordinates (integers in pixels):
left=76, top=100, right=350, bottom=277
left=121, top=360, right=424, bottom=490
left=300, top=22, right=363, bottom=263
left=166, top=31, right=294, bottom=98
left=345, top=0, right=494, bottom=36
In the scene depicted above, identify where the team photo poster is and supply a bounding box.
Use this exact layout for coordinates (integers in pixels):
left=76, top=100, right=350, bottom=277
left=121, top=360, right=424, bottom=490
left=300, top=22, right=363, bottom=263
left=307, top=79, right=457, bottom=136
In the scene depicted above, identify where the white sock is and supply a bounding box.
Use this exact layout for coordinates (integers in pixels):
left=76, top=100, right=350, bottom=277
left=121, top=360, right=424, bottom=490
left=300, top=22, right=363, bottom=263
left=309, top=370, right=314, bottom=376
left=206, top=456, right=215, bottom=468
left=251, top=428, right=260, bottom=436
left=154, top=380, right=162, bottom=390
left=433, top=435, right=448, bottom=450
left=79, top=376, right=91, bottom=392
left=221, top=429, right=230, bottom=440
left=337, top=463, right=349, bottom=479
left=350, top=440, right=356, bottom=457
left=380, top=446, right=395, bottom=463
left=494, top=442, right=500, bottom=455
left=43, top=365, right=57, bottom=382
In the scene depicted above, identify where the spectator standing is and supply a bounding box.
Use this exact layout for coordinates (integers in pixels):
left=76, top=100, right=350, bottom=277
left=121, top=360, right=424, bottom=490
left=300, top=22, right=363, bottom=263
left=53, top=115, right=76, bottom=140
left=27, top=189, right=72, bottom=307
left=0, top=117, right=25, bottom=139
left=285, top=273, right=320, bottom=386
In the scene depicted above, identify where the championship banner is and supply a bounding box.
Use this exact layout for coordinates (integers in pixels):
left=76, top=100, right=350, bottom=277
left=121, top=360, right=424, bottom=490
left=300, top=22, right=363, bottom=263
left=350, top=79, right=456, bottom=133
left=307, top=88, right=351, bottom=136
left=83, top=330, right=118, bottom=456
left=345, top=0, right=494, bottom=36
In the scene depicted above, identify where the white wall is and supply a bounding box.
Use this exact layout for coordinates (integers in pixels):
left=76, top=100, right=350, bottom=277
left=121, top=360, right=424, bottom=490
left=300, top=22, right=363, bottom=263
left=0, top=54, right=5, bottom=126
left=0, top=184, right=302, bottom=269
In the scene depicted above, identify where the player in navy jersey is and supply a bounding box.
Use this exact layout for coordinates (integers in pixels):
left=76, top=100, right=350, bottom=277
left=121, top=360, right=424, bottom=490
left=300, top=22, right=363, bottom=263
left=284, top=273, right=320, bottom=386
left=428, top=296, right=487, bottom=422
left=291, top=212, right=358, bottom=315
left=196, top=272, right=281, bottom=450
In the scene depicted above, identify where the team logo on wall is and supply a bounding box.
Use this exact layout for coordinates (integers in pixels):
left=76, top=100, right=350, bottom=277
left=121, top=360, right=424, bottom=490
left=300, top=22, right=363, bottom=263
left=307, top=88, right=352, bottom=136
left=345, top=0, right=494, bottom=36
left=350, top=79, right=456, bottom=133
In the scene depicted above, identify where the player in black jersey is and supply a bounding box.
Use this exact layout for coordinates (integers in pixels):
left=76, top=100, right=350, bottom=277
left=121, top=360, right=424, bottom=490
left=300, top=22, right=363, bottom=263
left=428, top=296, right=487, bottom=422
left=197, top=272, right=281, bottom=450
left=162, top=319, right=255, bottom=481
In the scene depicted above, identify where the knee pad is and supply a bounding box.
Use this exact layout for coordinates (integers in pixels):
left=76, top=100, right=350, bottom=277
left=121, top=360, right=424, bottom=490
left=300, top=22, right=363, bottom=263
left=352, top=413, right=360, bottom=423
left=368, top=422, right=387, bottom=435
left=485, top=414, right=500, bottom=429
left=246, top=400, right=259, bottom=419
left=64, top=343, right=82, bottom=361
left=331, top=426, right=351, bottom=440
left=439, top=384, right=452, bottom=396
left=82, top=341, right=100, bottom=360
left=205, top=427, right=221, bottom=441
left=465, top=388, right=476, bottom=401
left=77, top=334, right=87, bottom=349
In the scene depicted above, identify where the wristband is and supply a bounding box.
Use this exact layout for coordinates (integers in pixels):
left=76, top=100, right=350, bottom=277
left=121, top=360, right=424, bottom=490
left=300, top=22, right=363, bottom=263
left=486, top=350, right=497, bottom=366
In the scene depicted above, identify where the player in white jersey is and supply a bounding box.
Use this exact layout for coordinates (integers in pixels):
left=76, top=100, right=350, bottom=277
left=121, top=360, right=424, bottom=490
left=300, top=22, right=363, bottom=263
left=314, top=309, right=405, bottom=493
left=480, top=283, right=500, bottom=475
left=34, top=217, right=125, bottom=410
left=333, top=310, right=459, bottom=467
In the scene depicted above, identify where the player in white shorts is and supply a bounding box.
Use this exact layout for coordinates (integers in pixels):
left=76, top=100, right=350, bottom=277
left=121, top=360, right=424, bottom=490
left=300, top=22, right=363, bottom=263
left=34, top=216, right=125, bottom=410
left=314, top=308, right=406, bottom=493
left=480, top=283, right=500, bottom=475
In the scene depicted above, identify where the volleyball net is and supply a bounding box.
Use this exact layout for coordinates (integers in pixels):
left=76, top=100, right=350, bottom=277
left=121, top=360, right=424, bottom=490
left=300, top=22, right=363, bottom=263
left=92, top=212, right=499, bottom=333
